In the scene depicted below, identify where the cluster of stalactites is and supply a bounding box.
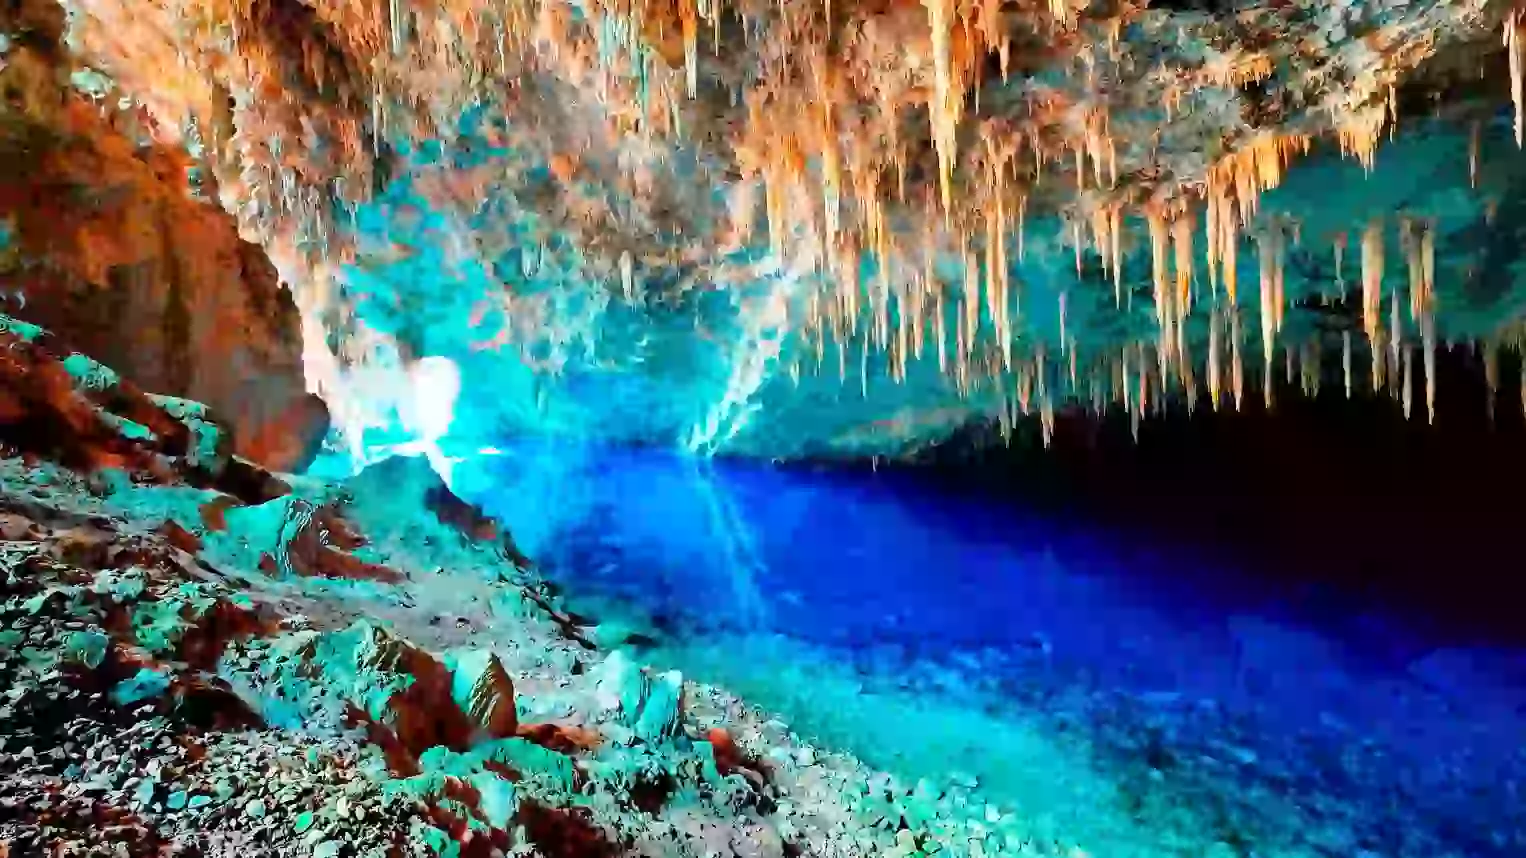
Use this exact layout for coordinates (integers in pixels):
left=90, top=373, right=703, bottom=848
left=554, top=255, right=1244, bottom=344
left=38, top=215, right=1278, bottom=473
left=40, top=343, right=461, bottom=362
left=713, top=1, right=1526, bottom=445
left=776, top=112, right=1493, bottom=443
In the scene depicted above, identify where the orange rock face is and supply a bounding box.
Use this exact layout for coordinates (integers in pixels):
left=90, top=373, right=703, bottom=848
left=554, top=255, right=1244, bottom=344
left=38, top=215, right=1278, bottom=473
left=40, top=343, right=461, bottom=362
left=0, top=8, right=323, bottom=471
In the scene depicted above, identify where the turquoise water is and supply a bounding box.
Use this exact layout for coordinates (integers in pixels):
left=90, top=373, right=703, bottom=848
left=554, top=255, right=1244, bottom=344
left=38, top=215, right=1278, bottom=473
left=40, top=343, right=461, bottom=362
left=458, top=446, right=1525, bottom=858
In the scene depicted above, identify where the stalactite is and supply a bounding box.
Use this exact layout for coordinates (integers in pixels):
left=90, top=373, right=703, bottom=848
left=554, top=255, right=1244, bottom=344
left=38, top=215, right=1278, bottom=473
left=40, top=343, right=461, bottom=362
left=1017, top=195, right=1028, bottom=263
left=935, top=290, right=948, bottom=374
left=963, top=248, right=979, bottom=346
left=1343, top=329, right=1353, bottom=398
left=1402, top=343, right=1413, bottom=420
left=1422, top=302, right=1436, bottom=424
left=1209, top=309, right=1222, bottom=410
left=1172, top=212, right=1193, bottom=318
left=1217, top=190, right=1240, bottom=305
left=620, top=250, right=635, bottom=302
left=859, top=330, right=869, bottom=398
left=1361, top=219, right=1383, bottom=341
left=1485, top=339, right=1499, bottom=422
left=681, top=0, right=699, bottom=97
left=1420, top=224, right=1435, bottom=321
left=1071, top=218, right=1083, bottom=277
left=1059, top=290, right=1069, bottom=356
left=1372, top=329, right=1388, bottom=392
left=390, top=0, right=409, bottom=56
left=1263, top=342, right=1275, bottom=412
left=1147, top=208, right=1170, bottom=341
left=1470, top=120, right=1482, bottom=188
left=1509, top=10, right=1524, bottom=148
left=1257, top=226, right=1280, bottom=376
left=924, top=0, right=959, bottom=218
left=1120, top=345, right=1131, bottom=415
left=1169, top=337, right=1190, bottom=412
left=1231, top=309, right=1244, bottom=411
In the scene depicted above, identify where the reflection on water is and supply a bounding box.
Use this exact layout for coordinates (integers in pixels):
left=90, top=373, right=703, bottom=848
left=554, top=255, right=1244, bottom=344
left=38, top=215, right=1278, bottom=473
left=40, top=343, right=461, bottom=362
left=456, top=445, right=1525, bottom=858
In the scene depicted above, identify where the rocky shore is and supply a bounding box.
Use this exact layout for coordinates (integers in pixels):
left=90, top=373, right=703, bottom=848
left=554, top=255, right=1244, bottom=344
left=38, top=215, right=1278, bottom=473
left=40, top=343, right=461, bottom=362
left=0, top=315, right=1058, bottom=857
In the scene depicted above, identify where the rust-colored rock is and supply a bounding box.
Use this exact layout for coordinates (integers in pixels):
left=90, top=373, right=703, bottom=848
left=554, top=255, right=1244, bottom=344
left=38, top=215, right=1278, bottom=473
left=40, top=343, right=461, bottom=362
left=453, top=650, right=519, bottom=739
left=0, top=316, right=299, bottom=510
left=424, top=481, right=534, bottom=569
left=0, top=322, right=188, bottom=482
left=156, top=518, right=203, bottom=553
left=0, top=15, right=320, bottom=472
left=339, top=622, right=479, bottom=757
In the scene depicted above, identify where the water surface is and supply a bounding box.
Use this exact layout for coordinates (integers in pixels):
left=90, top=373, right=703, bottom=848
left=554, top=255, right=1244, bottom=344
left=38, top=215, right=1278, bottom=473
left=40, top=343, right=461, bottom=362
left=459, top=446, right=1525, bottom=858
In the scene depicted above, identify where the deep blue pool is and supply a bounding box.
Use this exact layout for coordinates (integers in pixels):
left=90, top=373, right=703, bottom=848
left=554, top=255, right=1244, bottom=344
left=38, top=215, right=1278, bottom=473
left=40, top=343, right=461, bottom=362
left=454, top=444, right=1525, bottom=858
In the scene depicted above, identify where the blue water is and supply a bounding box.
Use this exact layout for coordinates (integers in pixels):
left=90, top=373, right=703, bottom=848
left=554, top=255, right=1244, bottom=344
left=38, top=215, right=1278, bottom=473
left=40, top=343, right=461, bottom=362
left=456, top=445, right=1525, bottom=858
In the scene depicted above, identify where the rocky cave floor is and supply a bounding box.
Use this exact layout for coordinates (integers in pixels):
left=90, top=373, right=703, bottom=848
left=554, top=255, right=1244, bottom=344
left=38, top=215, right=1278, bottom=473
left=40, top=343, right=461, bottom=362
left=0, top=313, right=1062, bottom=858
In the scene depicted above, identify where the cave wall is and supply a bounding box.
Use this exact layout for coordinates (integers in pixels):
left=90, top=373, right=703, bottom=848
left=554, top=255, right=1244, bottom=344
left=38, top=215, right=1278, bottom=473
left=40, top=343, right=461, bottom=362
left=0, top=0, right=325, bottom=470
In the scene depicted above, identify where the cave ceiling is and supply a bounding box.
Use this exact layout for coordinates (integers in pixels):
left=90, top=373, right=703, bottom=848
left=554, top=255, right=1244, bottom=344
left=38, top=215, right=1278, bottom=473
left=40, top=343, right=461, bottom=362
left=11, top=0, right=1526, bottom=457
